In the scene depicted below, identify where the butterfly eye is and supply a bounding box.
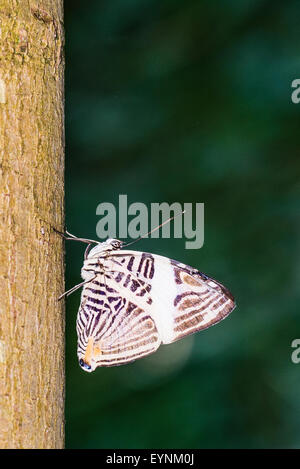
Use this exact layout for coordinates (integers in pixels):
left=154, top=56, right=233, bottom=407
left=111, top=240, right=122, bottom=249
left=79, top=358, right=91, bottom=370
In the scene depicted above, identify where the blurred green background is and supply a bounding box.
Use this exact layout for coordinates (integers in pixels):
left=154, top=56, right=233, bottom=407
left=64, top=0, right=300, bottom=448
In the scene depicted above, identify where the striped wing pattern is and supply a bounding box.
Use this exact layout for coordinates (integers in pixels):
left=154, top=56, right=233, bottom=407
left=77, top=279, right=160, bottom=368
left=76, top=245, right=235, bottom=371
left=169, top=259, right=235, bottom=342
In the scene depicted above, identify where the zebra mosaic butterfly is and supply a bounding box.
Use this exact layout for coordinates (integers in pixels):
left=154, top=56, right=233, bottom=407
left=60, top=232, right=236, bottom=372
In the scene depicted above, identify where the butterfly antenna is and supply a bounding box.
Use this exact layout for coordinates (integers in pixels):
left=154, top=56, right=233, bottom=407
left=53, top=227, right=99, bottom=245
left=123, top=210, right=186, bottom=248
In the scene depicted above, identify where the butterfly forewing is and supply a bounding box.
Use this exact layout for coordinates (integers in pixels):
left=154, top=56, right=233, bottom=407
left=76, top=245, right=235, bottom=371
left=108, top=251, right=235, bottom=344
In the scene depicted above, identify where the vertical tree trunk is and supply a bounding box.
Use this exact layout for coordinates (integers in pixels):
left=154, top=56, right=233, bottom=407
left=0, top=1, right=65, bottom=448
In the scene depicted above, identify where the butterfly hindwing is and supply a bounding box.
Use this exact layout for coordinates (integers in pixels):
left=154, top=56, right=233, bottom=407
left=77, top=274, right=160, bottom=368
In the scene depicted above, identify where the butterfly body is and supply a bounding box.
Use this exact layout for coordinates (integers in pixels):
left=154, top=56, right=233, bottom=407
left=76, top=238, right=235, bottom=372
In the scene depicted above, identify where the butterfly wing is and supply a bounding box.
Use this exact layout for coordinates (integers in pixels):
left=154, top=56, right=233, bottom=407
left=107, top=250, right=236, bottom=345
left=77, top=277, right=161, bottom=369
left=77, top=249, right=235, bottom=371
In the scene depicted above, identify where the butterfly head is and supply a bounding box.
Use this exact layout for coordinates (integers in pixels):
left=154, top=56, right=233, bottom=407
left=85, top=238, right=123, bottom=259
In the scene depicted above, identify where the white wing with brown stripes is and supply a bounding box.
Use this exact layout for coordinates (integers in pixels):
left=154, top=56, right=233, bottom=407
left=75, top=239, right=236, bottom=372
left=106, top=250, right=235, bottom=344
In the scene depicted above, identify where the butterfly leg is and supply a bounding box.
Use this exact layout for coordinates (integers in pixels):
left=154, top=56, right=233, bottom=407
left=58, top=275, right=97, bottom=301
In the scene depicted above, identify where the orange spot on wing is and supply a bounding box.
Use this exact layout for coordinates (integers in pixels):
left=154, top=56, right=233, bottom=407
left=93, top=344, right=101, bottom=357
left=84, top=337, right=94, bottom=366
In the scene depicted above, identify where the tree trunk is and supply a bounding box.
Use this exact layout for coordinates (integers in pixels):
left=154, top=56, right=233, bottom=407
left=0, top=1, right=65, bottom=448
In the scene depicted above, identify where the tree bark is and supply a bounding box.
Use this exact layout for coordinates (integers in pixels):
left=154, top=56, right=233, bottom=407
left=0, top=1, right=65, bottom=448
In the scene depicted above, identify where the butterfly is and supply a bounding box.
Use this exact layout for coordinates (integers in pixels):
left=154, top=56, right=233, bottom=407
left=59, top=231, right=236, bottom=372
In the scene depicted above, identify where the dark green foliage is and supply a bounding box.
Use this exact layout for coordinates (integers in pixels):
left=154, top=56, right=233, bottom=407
left=65, top=0, right=300, bottom=448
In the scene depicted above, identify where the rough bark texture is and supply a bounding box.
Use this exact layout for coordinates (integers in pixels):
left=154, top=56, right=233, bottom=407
left=0, top=1, right=65, bottom=448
